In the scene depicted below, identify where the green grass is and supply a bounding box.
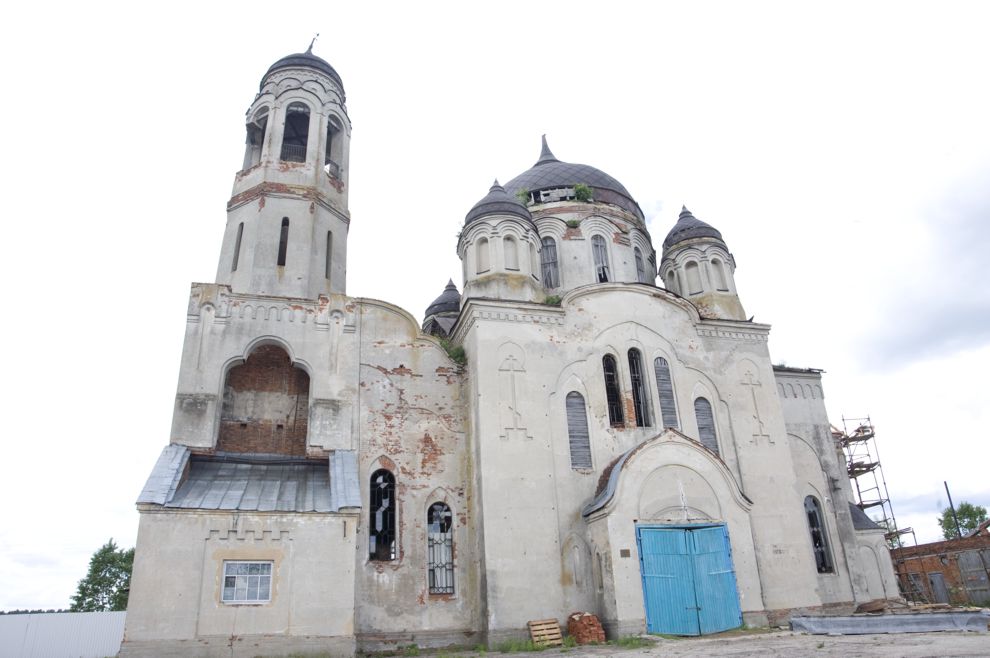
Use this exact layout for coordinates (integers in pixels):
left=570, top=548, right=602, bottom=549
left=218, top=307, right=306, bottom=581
left=608, top=635, right=654, bottom=648
left=403, top=644, right=420, bottom=657
left=495, top=639, right=546, bottom=653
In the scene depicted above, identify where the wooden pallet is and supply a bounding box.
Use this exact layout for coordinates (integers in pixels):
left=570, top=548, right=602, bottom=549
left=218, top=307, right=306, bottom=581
left=528, top=618, right=563, bottom=647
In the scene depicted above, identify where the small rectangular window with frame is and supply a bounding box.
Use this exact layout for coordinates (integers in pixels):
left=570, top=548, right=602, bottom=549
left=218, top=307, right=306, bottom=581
left=222, top=561, right=273, bottom=604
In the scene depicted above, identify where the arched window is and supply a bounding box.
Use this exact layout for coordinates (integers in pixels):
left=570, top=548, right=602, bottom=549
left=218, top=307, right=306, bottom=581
left=602, top=355, right=623, bottom=427
left=231, top=222, right=244, bottom=272
left=541, top=236, right=560, bottom=288
left=653, top=357, right=679, bottom=429
left=530, top=242, right=540, bottom=280
left=634, top=247, right=647, bottom=283
left=427, top=502, right=454, bottom=594
left=628, top=349, right=650, bottom=427
left=694, top=397, right=719, bottom=455
left=592, top=235, right=610, bottom=283
left=685, top=261, right=703, bottom=295
left=665, top=271, right=678, bottom=294
left=242, top=106, right=269, bottom=170
left=324, top=115, right=342, bottom=178
left=277, top=218, right=289, bottom=267
left=711, top=258, right=729, bottom=291
left=565, top=392, right=591, bottom=469
left=804, top=496, right=834, bottom=573
left=332, top=231, right=333, bottom=281
left=280, top=102, right=310, bottom=162
left=504, top=236, right=519, bottom=270
left=477, top=238, right=490, bottom=273
left=370, top=469, right=396, bottom=561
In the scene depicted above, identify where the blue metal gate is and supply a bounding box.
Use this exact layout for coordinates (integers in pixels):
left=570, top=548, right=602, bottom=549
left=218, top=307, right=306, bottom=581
left=636, top=524, right=742, bottom=635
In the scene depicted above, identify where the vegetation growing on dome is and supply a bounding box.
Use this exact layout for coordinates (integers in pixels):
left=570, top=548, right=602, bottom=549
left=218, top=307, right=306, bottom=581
left=574, top=183, right=593, bottom=202
left=543, top=295, right=562, bottom=306
left=515, top=188, right=530, bottom=205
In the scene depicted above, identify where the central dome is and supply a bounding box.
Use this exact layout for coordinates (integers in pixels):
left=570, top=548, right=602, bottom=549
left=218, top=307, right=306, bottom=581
left=262, top=46, right=344, bottom=97
left=503, top=137, right=642, bottom=221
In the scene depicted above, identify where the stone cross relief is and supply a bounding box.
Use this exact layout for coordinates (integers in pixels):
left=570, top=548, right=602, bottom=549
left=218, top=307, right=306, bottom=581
left=498, top=354, right=532, bottom=441
left=740, top=370, right=774, bottom=445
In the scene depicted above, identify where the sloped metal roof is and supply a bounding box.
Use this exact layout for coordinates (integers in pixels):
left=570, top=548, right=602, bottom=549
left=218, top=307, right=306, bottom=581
left=263, top=48, right=344, bottom=95
left=425, top=279, right=461, bottom=318
left=662, top=206, right=725, bottom=251
left=0, top=611, right=125, bottom=658
left=464, top=180, right=533, bottom=226
left=848, top=502, right=883, bottom=531
left=137, top=444, right=190, bottom=506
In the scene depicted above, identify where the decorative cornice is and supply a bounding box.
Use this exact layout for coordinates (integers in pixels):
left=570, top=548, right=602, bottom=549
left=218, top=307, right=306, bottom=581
left=696, top=320, right=770, bottom=342
left=452, top=299, right=564, bottom=342
left=226, top=181, right=351, bottom=221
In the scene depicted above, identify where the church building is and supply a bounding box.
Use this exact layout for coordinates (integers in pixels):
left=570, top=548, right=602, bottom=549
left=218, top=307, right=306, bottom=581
left=121, top=48, right=899, bottom=657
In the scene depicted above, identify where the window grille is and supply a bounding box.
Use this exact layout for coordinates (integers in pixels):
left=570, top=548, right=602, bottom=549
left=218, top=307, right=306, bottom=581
left=427, top=502, right=454, bottom=594
left=592, top=235, right=610, bottom=283
left=222, top=561, right=272, bottom=603
left=541, top=237, right=559, bottom=288
left=694, top=397, right=719, bottom=454
left=280, top=102, right=310, bottom=162
left=653, top=357, right=679, bottom=429
left=804, top=496, right=835, bottom=573
left=232, top=222, right=244, bottom=272
left=634, top=247, right=647, bottom=283
left=565, top=392, right=591, bottom=469
left=628, top=349, right=650, bottom=427
left=370, top=469, right=396, bottom=561
left=277, top=218, right=289, bottom=267
left=602, top=355, right=624, bottom=426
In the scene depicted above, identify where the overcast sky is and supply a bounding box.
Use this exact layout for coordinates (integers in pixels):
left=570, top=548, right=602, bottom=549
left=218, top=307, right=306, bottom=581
left=1, top=1, right=988, bottom=610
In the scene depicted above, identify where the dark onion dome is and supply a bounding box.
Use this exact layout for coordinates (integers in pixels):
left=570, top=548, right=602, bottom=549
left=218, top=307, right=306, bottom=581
left=464, top=180, right=533, bottom=226
left=503, top=136, right=644, bottom=221
left=262, top=45, right=345, bottom=97
left=425, top=280, right=461, bottom=318
left=662, top=206, right=726, bottom=251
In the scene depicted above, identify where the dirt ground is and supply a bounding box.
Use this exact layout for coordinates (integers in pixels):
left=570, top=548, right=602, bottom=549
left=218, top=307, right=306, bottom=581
left=549, top=630, right=989, bottom=657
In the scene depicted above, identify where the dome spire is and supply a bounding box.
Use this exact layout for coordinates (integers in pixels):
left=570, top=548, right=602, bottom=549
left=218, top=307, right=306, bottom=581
left=307, top=33, right=319, bottom=54
left=535, top=134, right=558, bottom=166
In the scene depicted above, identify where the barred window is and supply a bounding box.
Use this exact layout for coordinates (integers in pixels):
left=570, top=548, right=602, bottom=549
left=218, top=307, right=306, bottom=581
left=427, top=502, right=454, bottom=594
left=628, top=349, right=650, bottom=427
left=592, top=235, right=610, bottom=283
left=603, top=355, right=624, bottom=427
left=222, top=561, right=272, bottom=603
left=566, top=392, right=591, bottom=469
left=653, top=357, right=679, bottom=429
left=370, top=469, right=396, bottom=561
left=541, top=236, right=560, bottom=288
left=694, top=397, right=719, bottom=455
left=805, top=496, right=835, bottom=573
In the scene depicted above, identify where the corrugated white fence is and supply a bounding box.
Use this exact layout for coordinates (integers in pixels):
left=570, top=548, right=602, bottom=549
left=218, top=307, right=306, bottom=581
left=0, top=611, right=125, bottom=658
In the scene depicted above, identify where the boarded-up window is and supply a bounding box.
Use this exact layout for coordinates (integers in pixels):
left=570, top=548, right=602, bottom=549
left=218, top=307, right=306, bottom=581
left=541, top=236, right=560, bottom=288
left=477, top=238, right=490, bottom=273
left=686, top=261, right=702, bottom=294
left=602, top=355, right=623, bottom=427
left=504, top=236, right=519, bottom=270
left=805, top=496, right=834, bottom=573
left=628, top=349, right=650, bottom=427
left=694, top=397, right=718, bottom=455
left=592, top=235, right=610, bottom=282
left=653, top=357, right=679, bottom=429
left=566, top=392, right=591, bottom=469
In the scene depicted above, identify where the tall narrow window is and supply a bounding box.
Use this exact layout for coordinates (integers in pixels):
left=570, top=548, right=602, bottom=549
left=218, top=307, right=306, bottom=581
left=370, top=469, right=396, bottom=561
left=242, top=107, right=269, bottom=170
left=332, top=231, right=333, bottom=281
left=566, top=392, right=591, bottom=469
left=280, top=102, right=310, bottom=162
left=804, top=496, right=834, bottom=573
left=324, top=116, right=341, bottom=178
left=634, top=247, right=647, bottom=283
left=653, top=357, right=679, bottom=429
left=427, top=502, right=454, bottom=594
left=477, top=238, right=490, bottom=273
left=694, top=397, right=719, bottom=455
left=628, top=349, right=650, bottom=427
left=530, top=242, right=540, bottom=280
left=541, top=236, right=560, bottom=288
left=665, top=271, right=678, bottom=294
left=602, top=355, right=624, bottom=427
left=711, top=258, right=729, bottom=291
left=592, top=235, right=610, bottom=283
left=231, top=222, right=244, bottom=272
left=685, top=261, right=703, bottom=294
left=504, top=236, right=519, bottom=270
left=277, top=218, right=289, bottom=267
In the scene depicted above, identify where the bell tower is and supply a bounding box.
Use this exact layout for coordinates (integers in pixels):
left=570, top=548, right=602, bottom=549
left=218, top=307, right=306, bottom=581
left=215, top=45, right=351, bottom=299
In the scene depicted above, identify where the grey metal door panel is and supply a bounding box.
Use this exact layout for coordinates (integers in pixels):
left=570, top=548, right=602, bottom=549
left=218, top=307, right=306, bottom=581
left=928, top=572, right=950, bottom=604
left=958, top=550, right=990, bottom=603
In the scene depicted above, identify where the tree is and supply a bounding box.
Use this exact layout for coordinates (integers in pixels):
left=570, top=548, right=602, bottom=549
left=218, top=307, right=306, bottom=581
left=937, top=501, right=988, bottom=540
left=69, top=539, right=134, bottom=612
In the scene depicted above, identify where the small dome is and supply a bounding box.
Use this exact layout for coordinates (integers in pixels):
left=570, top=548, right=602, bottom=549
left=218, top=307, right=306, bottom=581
left=504, top=137, right=642, bottom=220
left=425, top=280, right=461, bottom=318
left=464, top=180, right=533, bottom=226
left=662, top=206, right=725, bottom=251
left=263, top=47, right=345, bottom=96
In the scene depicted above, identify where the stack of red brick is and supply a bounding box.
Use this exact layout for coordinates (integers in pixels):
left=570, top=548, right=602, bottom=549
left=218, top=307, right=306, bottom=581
left=567, top=612, right=606, bottom=645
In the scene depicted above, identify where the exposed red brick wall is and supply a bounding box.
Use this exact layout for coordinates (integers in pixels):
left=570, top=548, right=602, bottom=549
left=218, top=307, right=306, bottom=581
left=217, top=345, right=309, bottom=455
